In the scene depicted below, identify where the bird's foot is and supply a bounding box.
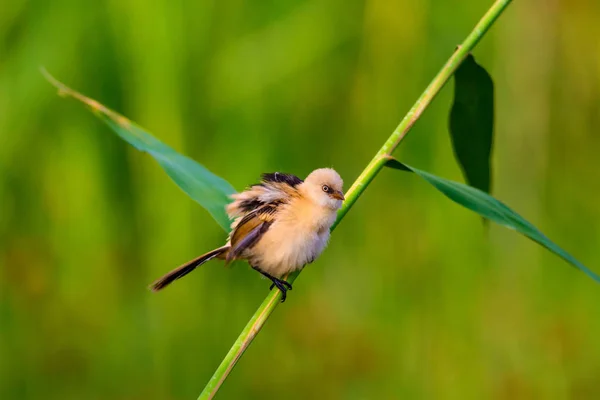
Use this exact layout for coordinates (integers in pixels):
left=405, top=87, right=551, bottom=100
left=269, top=278, right=292, bottom=291
left=269, top=278, right=292, bottom=302
left=254, top=268, right=292, bottom=302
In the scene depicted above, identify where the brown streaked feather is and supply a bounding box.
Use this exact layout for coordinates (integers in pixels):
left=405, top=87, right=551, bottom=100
left=149, top=246, right=229, bottom=291
left=227, top=220, right=272, bottom=262
left=222, top=172, right=300, bottom=264
left=226, top=189, right=269, bottom=219
left=230, top=211, right=263, bottom=243
left=226, top=172, right=302, bottom=219
left=236, top=198, right=264, bottom=214
left=227, top=203, right=279, bottom=263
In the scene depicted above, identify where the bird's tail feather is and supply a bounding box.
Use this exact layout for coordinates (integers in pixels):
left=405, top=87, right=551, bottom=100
left=149, top=246, right=229, bottom=292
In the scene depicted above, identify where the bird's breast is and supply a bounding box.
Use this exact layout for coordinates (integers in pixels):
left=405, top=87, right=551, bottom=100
left=249, top=204, right=336, bottom=277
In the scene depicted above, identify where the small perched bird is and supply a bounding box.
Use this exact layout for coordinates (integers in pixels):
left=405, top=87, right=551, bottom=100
left=150, top=168, right=344, bottom=301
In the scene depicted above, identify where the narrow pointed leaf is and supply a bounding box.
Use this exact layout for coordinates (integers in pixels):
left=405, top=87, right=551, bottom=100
left=449, top=54, right=494, bottom=193
left=385, top=158, right=600, bottom=283
left=43, top=69, right=236, bottom=231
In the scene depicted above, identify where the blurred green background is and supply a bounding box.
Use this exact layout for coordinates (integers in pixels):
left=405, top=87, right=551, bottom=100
left=2, top=0, right=600, bottom=398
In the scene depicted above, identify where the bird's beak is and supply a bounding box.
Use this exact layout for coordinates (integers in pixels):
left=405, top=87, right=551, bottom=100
left=331, top=190, right=345, bottom=201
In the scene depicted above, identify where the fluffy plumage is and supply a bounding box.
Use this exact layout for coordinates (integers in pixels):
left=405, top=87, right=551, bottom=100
left=150, top=168, right=344, bottom=301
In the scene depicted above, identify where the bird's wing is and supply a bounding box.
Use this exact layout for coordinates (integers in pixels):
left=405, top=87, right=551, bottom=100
left=225, top=172, right=302, bottom=261
left=227, top=202, right=278, bottom=262
left=226, top=172, right=303, bottom=219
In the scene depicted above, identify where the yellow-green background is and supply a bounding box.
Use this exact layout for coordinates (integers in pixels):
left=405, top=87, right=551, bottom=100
left=2, top=0, right=600, bottom=399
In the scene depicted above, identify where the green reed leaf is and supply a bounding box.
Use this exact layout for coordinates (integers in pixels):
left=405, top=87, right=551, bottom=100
left=385, top=158, right=600, bottom=283
left=449, top=54, right=494, bottom=193
left=43, top=69, right=236, bottom=231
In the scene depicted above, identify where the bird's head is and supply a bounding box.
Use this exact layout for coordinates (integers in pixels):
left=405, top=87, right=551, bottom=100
left=302, top=168, right=345, bottom=210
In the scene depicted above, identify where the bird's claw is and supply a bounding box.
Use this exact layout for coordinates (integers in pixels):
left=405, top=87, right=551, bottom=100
left=268, top=278, right=293, bottom=302
left=269, top=279, right=292, bottom=291
left=254, top=267, right=293, bottom=302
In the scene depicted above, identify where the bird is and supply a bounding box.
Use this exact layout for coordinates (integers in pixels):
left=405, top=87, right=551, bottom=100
left=149, top=168, right=345, bottom=302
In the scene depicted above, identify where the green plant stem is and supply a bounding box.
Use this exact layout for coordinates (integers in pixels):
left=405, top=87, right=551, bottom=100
left=199, top=1, right=512, bottom=398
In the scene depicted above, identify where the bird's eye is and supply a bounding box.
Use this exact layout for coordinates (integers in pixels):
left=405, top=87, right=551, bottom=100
left=322, top=185, right=330, bottom=193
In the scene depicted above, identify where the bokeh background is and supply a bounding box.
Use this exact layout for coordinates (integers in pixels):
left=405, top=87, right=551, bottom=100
left=2, top=0, right=600, bottom=398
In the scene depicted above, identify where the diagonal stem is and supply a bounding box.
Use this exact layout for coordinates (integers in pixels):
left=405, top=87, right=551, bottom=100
left=198, top=1, right=512, bottom=398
